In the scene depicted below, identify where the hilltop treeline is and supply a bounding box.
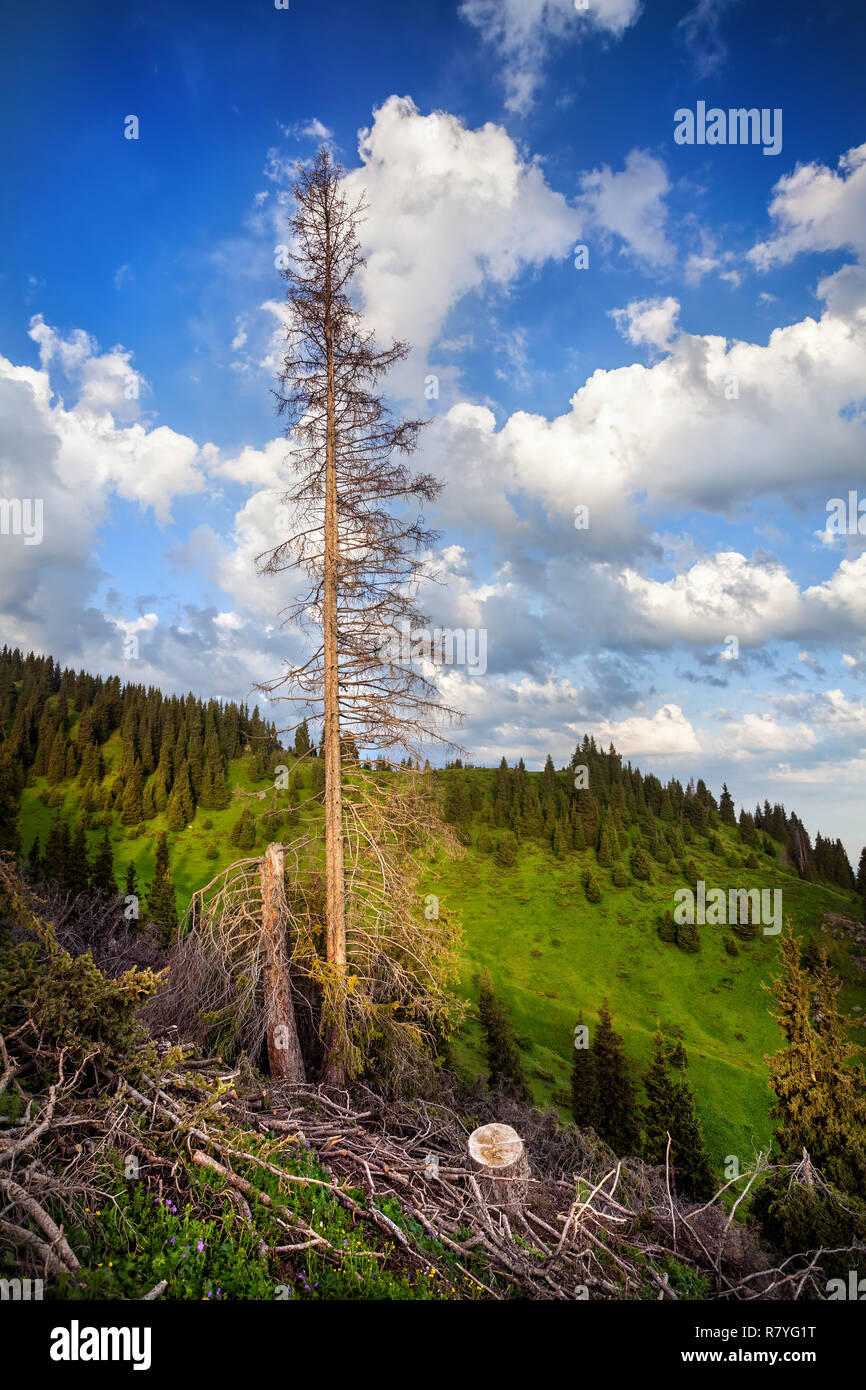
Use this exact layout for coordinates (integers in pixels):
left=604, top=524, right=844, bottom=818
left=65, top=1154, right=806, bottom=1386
left=441, top=735, right=858, bottom=893
left=0, top=647, right=861, bottom=919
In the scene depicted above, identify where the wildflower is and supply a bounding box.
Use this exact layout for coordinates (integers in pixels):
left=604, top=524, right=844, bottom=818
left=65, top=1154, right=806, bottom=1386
left=196, top=1241, right=205, bottom=1252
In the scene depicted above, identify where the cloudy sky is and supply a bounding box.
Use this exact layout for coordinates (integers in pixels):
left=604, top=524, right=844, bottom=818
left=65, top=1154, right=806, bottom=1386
left=2, top=0, right=866, bottom=857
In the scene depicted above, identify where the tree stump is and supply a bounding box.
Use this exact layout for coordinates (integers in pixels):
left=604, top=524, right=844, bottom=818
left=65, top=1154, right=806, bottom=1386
left=260, top=843, right=305, bottom=1083
left=468, top=1123, right=529, bottom=1219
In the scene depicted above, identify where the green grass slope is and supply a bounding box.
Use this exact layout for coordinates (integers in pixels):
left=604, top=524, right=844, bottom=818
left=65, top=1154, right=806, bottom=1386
left=427, top=824, right=866, bottom=1169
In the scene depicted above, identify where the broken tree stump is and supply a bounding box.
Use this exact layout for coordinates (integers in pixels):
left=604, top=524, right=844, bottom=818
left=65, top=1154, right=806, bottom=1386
left=468, top=1122, right=529, bottom=1219
left=260, top=842, right=305, bottom=1083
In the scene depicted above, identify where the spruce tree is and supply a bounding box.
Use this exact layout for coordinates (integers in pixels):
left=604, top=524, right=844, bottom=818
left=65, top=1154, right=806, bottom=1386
left=669, top=1069, right=716, bottom=1200
left=66, top=821, right=90, bottom=895
left=593, top=1000, right=640, bottom=1155
left=571, top=1015, right=598, bottom=1129
left=91, top=828, right=116, bottom=895
left=642, top=1029, right=678, bottom=1164
left=27, top=833, right=41, bottom=878
left=631, top=843, right=653, bottom=881
left=44, top=814, right=70, bottom=886
left=125, top=860, right=138, bottom=899
left=231, top=806, right=257, bottom=851
left=719, top=783, right=736, bottom=825
left=46, top=727, right=67, bottom=785
left=147, top=833, right=178, bottom=944
left=120, top=763, right=143, bottom=825
left=294, top=719, right=311, bottom=757
left=477, top=971, right=530, bottom=1100
left=0, top=745, right=21, bottom=856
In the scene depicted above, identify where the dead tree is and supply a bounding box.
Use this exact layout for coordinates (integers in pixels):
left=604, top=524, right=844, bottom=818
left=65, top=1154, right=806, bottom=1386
left=258, top=148, right=462, bottom=1085
left=260, top=843, right=305, bottom=1082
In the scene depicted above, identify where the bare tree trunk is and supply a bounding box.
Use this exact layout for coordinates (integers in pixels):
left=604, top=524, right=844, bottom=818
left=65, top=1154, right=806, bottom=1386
left=321, top=241, right=348, bottom=1087
left=260, top=842, right=305, bottom=1083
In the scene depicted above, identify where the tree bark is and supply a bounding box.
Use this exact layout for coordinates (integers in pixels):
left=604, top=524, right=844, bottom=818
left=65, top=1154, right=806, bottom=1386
left=468, top=1123, right=529, bottom=1220
left=260, top=842, right=305, bottom=1083
left=321, top=221, right=348, bottom=1087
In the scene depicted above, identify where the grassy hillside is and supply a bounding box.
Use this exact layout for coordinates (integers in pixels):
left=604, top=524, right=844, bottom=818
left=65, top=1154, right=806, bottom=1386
left=425, top=802, right=865, bottom=1170
left=13, top=691, right=866, bottom=1176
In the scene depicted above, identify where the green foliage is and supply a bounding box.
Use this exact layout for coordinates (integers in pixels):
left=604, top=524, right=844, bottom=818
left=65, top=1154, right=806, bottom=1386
left=751, top=1176, right=866, bottom=1284
left=494, top=829, right=518, bottom=868
left=766, top=931, right=866, bottom=1199
left=675, top=917, right=700, bottom=953
left=658, top=910, right=677, bottom=944
left=477, top=970, right=530, bottom=1100
left=583, top=869, right=602, bottom=903
left=631, top=844, right=653, bottom=881
left=570, top=1015, right=597, bottom=1129
left=593, top=1000, right=640, bottom=1155
left=147, top=832, right=178, bottom=944
left=0, top=933, right=161, bottom=1066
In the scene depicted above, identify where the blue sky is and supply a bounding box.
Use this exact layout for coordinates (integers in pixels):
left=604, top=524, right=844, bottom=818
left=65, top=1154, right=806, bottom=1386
left=1, top=0, right=866, bottom=857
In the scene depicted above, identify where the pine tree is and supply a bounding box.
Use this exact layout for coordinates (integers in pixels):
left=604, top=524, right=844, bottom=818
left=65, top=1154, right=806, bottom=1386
left=669, top=1070, right=716, bottom=1199
left=631, top=843, right=653, bottom=881
left=147, top=833, right=178, bottom=944
left=231, top=806, right=257, bottom=851
left=294, top=719, right=311, bottom=757
left=445, top=777, right=472, bottom=828
left=477, top=971, right=530, bottom=1100
left=91, top=828, right=116, bottom=895
left=66, top=821, right=90, bottom=895
left=593, top=1000, right=640, bottom=1155
left=642, top=1029, right=678, bottom=1164
left=810, top=948, right=866, bottom=1194
left=675, top=917, right=700, bottom=953
left=120, top=763, right=143, bottom=825
left=596, top=809, right=618, bottom=868
left=571, top=1015, right=598, bottom=1129
left=719, top=783, right=736, bottom=825
left=494, top=829, right=518, bottom=868
left=125, top=860, right=138, bottom=899
left=166, top=763, right=194, bottom=831
left=27, top=834, right=41, bottom=878
left=44, top=814, right=70, bottom=886
left=763, top=928, right=866, bottom=1197
left=46, top=727, right=67, bottom=785
left=0, top=745, right=21, bottom=855
left=584, top=869, right=602, bottom=903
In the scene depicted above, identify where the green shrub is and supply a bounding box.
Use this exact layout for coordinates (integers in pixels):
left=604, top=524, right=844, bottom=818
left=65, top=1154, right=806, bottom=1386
left=0, top=933, right=163, bottom=1066
left=584, top=870, right=602, bottom=903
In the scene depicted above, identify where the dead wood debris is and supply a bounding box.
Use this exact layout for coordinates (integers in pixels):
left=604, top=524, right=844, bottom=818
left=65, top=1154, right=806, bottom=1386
left=1, top=1030, right=859, bottom=1301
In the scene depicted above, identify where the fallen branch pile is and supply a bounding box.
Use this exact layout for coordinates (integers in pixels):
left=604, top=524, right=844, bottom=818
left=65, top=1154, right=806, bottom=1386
left=5, top=1024, right=858, bottom=1301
